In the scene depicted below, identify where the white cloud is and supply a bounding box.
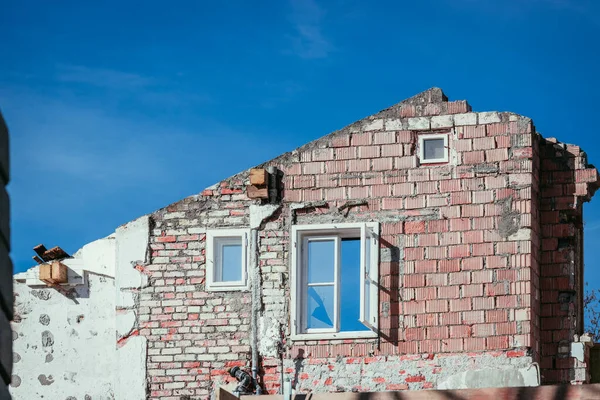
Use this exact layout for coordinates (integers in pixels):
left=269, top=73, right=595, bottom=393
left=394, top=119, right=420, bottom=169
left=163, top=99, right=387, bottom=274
left=55, top=64, right=155, bottom=89
left=286, top=0, right=334, bottom=59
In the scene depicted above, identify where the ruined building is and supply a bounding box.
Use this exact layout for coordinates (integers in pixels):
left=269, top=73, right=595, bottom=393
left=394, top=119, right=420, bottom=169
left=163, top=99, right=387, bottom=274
left=10, top=88, right=600, bottom=399
left=0, top=111, right=12, bottom=400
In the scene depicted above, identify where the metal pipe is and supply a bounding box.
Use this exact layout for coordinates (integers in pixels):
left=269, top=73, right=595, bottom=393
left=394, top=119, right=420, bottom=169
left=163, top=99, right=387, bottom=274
left=250, top=228, right=262, bottom=394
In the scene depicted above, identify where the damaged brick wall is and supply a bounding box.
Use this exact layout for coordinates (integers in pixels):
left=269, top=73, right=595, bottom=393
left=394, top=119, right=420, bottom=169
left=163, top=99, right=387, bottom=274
left=137, top=88, right=599, bottom=399
left=538, top=138, right=599, bottom=384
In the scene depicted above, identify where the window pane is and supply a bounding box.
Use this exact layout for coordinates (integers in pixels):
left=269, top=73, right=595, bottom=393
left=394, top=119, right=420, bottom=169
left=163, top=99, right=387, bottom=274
left=307, top=285, right=334, bottom=329
left=307, top=239, right=335, bottom=283
left=423, top=138, right=445, bottom=160
left=217, top=241, right=242, bottom=282
left=340, top=239, right=369, bottom=332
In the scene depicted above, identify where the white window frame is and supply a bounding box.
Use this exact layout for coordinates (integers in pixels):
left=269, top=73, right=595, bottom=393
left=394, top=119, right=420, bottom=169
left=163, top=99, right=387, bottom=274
left=418, top=133, right=449, bottom=163
left=290, top=222, right=380, bottom=341
left=206, top=228, right=249, bottom=292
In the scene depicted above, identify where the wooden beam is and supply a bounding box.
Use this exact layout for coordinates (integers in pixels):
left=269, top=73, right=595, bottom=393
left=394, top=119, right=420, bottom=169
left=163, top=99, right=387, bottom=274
left=32, top=256, right=44, bottom=265
left=33, top=244, right=48, bottom=260
left=38, top=261, right=68, bottom=284
left=42, top=246, right=70, bottom=261
left=51, top=261, right=68, bottom=284
left=249, top=168, right=268, bottom=186
left=247, top=185, right=269, bottom=199
left=39, top=264, right=52, bottom=283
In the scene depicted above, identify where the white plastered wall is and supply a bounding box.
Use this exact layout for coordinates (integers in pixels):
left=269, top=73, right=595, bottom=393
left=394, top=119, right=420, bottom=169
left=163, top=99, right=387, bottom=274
left=10, top=216, right=150, bottom=400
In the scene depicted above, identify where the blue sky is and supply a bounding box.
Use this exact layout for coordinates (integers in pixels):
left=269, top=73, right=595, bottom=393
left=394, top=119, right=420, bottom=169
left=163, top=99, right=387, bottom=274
left=1, top=0, right=600, bottom=299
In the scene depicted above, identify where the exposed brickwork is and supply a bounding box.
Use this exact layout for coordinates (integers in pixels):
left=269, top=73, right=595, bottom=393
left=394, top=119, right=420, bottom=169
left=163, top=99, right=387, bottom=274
left=134, top=88, right=599, bottom=399
left=537, top=138, right=599, bottom=384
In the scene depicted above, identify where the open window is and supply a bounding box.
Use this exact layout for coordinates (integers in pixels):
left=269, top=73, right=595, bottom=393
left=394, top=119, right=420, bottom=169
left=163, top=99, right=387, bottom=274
left=419, top=133, right=448, bottom=163
left=291, top=222, right=379, bottom=340
left=206, top=228, right=249, bottom=291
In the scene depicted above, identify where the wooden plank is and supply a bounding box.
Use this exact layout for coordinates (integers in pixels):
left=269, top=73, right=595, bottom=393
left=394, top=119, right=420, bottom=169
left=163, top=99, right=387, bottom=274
left=51, top=261, right=68, bottom=284
left=249, top=169, right=268, bottom=186
left=33, top=244, right=48, bottom=260
left=247, top=185, right=269, bottom=199
left=39, top=264, right=52, bottom=283
left=32, top=256, right=44, bottom=265
left=42, top=246, right=70, bottom=261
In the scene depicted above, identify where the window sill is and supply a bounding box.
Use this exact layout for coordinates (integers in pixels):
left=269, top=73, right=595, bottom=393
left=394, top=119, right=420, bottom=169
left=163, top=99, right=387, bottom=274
left=419, top=158, right=449, bottom=165
left=290, top=331, right=378, bottom=341
left=206, top=284, right=249, bottom=292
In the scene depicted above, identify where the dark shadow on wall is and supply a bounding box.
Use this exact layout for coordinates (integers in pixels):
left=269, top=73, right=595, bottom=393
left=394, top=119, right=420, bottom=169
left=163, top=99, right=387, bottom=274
left=377, top=236, right=400, bottom=346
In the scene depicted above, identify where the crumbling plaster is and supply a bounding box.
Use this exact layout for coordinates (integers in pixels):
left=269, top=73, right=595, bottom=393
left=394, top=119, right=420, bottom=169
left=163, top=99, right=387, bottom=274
left=10, top=216, right=151, bottom=400
left=11, top=254, right=116, bottom=399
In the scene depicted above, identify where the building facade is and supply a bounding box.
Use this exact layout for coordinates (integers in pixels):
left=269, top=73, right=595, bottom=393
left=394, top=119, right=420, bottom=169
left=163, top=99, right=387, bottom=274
left=10, top=89, right=600, bottom=399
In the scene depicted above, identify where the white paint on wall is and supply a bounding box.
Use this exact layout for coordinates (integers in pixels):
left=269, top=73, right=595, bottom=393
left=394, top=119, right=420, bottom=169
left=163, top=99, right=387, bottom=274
left=10, top=272, right=116, bottom=400
left=11, top=220, right=151, bottom=400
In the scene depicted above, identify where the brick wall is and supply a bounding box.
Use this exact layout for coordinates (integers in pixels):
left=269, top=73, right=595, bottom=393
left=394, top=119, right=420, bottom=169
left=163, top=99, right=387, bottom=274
left=537, top=137, right=598, bottom=384
left=137, top=88, right=599, bottom=399
left=0, top=111, right=11, bottom=399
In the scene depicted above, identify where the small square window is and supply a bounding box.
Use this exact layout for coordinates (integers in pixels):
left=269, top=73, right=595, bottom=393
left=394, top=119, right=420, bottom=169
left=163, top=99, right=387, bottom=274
left=206, top=229, right=249, bottom=291
left=419, top=134, right=448, bottom=163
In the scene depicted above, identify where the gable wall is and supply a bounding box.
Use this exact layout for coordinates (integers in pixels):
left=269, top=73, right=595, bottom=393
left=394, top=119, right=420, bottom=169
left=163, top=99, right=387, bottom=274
left=139, top=95, right=549, bottom=398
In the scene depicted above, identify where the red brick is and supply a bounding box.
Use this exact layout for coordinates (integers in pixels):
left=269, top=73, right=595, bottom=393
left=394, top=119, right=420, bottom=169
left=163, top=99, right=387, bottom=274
left=486, top=336, right=509, bottom=350
left=463, top=151, right=485, bottom=164
left=428, top=219, right=449, bottom=233
left=440, top=179, right=462, bottom=193
left=419, top=340, right=441, bottom=353
left=473, top=323, right=495, bottom=337
left=463, top=230, right=484, bottom=244
left=426, top=273, right=447, bottom=286
left=473, top=137, right=496, bottom=150
left=382, top=198, right=403, bottom=210
left=156, top=236, right=177, bottom=243
left=485, top=310, right=508, bottom=323
left=426, top=299, right=448, bottom=313
left=439, top=259, right=460, bottom=273
left=438, top=285, right=460, bottom=299
left=460, top=125, right=486, bottom=138
left=450, top=298, right=471, bottom=312
left=404, top=274, right=425, bottom=287
left=374, top=131, right=396, bottom=144
left=496, top=322, right=517, bottom=335
left=440, top=312, right=462, bottom=325
left=381, top=144, right=404, bottom=157
left=404, top=220, right=425, bottom=233
left=463, top=311, right=485, bottom=324
left=464, top=338, right=486, bottom=351
left=373, top=157, right=393, bottom=171
left=404, top=301, right=426, bottom=315
left=463, top=257, right=484, bottom=270
left=449, top=271, right=470, bottom=285
left=450, top=325, right=472, bottom=338
left=417, top=313, right=438, bottom=327
left=405, top=196, right=426, bottom=209
left=486, top=148, right=509, bottom=162
left=441, top=338, right=464, bottom=352
left=462, top=283, right=484, bottom=298
left=451, top=191, right=471, bottom=205
left=414, top=260, right=437, bottom=274
left=393, top=182, right=414, bottom=196
left=472, top=297, right=495, bottom=310
left=472, top=243, right=494, bottom=256
left=461, top=204, right=484, bottom=218
left=449, top=244, right=470, bottom=258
